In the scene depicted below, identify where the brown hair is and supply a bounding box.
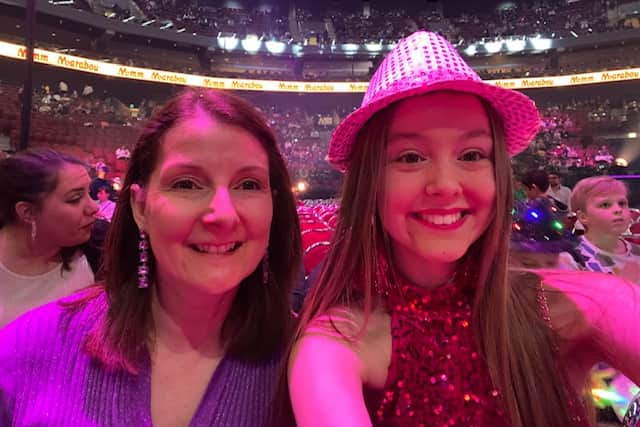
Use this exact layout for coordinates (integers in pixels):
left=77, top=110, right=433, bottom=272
left=72, top=89, right=301, bottom=373
left=0, top=148, right=88, bottom=271
left=285, top=92, right=585, bottom=427
left=571, top=176, right=627, bottom=214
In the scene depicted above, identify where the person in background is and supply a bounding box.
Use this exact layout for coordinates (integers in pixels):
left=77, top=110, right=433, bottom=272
left=512, top=174, right=527, bottom=202
left=522, top=168, right=569, bottom=212
left=509, top=197, right=581, bottom=270
left=0, top=149, right=97, bottom=328
left=95, top=186, right=116, bottom=222
left=547, top=171, right=572, bottom=211
left=0, top=89, right=302, bottom=426
left=89, top=162, right=111, bottom=200
left=561, top=176, right=640, bottom=283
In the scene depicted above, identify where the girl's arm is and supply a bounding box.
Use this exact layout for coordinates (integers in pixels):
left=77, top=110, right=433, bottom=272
left=288, top=311, right=373, bottom=427
left=541, top=269, right=640, bottom=385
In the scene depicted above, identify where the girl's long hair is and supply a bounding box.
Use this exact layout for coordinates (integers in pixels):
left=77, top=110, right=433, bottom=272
left=280, top=93, right=585, bottom=427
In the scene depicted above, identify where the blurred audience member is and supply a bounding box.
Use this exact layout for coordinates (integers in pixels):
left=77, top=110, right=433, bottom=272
left=546, top=171, right=572, bottom=211
left=521, top=169, right=569, bottom=212
left=0, top=149, right=98, bottom=327
left=561, top=176, right=640, bottom=283
left=509, top=197, right=581, bottom=270
left=95, top=186, right=116, bottom=222
left=89, top=162, right=112, bottom=200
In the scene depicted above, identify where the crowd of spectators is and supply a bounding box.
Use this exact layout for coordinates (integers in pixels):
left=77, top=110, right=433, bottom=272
left=511, top=97, right=640, bottom=182
left=31, top=0, right=637, bottom=84
left=132, top=0, right=290, bottom=40
left=434, top=0, right=620, bottom=44
left=30, top=82, right=134, bottom=126
left=329, top=10, right=415, bottom=44
left=86, top=0, right=639, bottom=48
left=2, top=78, right=639, bottom=197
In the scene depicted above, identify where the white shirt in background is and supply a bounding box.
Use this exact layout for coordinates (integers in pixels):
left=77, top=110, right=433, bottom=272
left=0, top=253, right=94, bottom=328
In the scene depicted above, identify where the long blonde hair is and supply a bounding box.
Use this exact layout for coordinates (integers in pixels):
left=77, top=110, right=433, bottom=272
left=287, top=92, right=586, bottom=426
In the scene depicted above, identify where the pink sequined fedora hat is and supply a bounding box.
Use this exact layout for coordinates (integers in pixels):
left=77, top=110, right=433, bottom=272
left=328, top=31, right=540, bottom=171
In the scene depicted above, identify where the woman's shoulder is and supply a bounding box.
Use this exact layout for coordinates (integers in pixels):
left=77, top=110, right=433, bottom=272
left=0, top=286, right=106, bottom=364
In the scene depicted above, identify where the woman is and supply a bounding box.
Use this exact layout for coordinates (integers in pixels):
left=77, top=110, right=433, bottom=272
left=287, top=32, right=640, bottom=427
left=0, top=89, right=301, bottom=426
left=0, top=149, right=97, bottom=328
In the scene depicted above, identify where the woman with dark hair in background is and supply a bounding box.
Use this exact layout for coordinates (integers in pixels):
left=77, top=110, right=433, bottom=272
left=0, top=148, right=97, bottom=328
left=0, top=89, right=302, bottom=427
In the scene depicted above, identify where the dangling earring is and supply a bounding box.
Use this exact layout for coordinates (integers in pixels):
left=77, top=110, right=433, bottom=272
left=262, top=252, right=270, bottom=285
left=138, top=230, right=149, bottom=289
left=30, top=220, right=37, bottom=241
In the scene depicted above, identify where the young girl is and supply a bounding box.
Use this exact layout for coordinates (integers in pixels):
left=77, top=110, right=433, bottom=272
left=287, top=31, right=640, bottom=427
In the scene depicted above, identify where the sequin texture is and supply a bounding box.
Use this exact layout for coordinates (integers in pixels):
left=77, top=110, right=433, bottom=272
left=375, top=281, right=508, bottom=427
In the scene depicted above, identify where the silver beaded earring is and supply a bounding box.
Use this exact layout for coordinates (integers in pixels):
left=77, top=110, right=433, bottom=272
left=138, top=230, right=150, bottom=289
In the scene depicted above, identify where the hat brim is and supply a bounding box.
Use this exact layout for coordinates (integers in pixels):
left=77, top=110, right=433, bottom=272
left=328, top=80, right=540, bottom=172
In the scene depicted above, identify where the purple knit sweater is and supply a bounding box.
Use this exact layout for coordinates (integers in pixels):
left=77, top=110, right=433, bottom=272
left=0, top=292, right=282, bottom=427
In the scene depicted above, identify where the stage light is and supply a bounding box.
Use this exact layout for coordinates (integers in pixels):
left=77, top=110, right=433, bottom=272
left=292, top=44, right=303, bottom=57
left=506, top=38, right=526, bottom=52
left=122, top=16, right=135, bottom=23
left=342, top=44, right=360, bottom=55
left=570, top=30, right=579, bottom=38
left=265, top=41, right=286, bottom=54
left=141, top=19, right=155, bottom=26
left=464, top=44, right=477, bottom=56
left=530, top=36, right=552, bottom=50
left=616, top=158, right=629, bottom=167
left=483, top=40, right=503, bottom=53
left=241, top=35, right=261, bottom=53
left=296, top=181, right=308, bottom=193
left=552, top=220, right=564, bottom=231
left=365, top=43, right=382, bottom=52
left=217, top=36, right=239, bottom=51
left=628, top=132, right=638, bottom=138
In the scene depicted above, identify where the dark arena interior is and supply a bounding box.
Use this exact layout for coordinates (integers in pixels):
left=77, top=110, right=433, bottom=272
left=1, top=0, right=640, bottom=425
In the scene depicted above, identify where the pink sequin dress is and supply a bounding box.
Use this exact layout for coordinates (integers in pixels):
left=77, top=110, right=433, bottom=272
left=373, top=278, right=591, bottom=427
left=374, top=281, right=508, bottom=427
